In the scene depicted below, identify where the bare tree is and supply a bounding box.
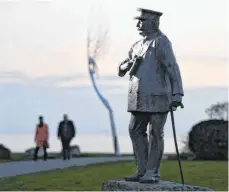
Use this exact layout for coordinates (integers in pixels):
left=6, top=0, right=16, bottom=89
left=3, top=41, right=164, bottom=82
left=86, top=3, right=120, bottom=156
left=205, top=101, right=228, bottom=121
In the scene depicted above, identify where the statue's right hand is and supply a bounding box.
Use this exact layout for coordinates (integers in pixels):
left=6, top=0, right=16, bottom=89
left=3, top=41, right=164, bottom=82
left=118, top=58, right=133, bottom=77
left=120, top=61, right=133, bottom=71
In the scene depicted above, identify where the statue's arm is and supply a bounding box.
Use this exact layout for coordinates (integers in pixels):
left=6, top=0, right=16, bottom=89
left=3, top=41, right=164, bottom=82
left=156, top=36, right=184, bottom=100
left=118, top=59, right=131, bottom=77
left=118, top=45, right=135, bottom=77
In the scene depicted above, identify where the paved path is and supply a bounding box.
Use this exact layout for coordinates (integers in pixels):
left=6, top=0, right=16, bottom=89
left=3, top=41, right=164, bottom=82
left=0, top=156, right=134, bottom=178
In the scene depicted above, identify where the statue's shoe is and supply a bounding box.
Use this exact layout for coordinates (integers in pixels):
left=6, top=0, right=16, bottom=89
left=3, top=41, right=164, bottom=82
left=124, top=172, right=144, bottom=182
left=139, top=174, right=160, bottom=183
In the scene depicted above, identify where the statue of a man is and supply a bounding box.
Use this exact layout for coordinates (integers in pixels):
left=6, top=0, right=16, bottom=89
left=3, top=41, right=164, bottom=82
left=118, top=8, right=184, bottom=183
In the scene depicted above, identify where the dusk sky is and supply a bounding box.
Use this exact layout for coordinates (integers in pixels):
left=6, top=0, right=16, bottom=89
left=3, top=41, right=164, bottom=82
left=0, top=0, right=228, bottom=153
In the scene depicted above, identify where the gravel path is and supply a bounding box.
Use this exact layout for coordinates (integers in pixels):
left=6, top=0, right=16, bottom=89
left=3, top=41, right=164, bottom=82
left=0, top=156, right=134, bottom=178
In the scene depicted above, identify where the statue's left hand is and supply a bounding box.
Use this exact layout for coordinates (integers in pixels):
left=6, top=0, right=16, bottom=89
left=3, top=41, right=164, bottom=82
left=170, top=94, right=184, bottom=109
left=170, top=101, right=184, bottom=108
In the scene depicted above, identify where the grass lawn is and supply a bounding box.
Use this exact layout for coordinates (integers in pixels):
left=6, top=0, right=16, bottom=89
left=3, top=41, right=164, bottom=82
left=0, top=160, right=227, bottom=191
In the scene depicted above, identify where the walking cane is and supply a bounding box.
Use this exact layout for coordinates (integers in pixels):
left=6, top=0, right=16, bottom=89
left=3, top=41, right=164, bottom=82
left=170, top=104, right=185, bottom=185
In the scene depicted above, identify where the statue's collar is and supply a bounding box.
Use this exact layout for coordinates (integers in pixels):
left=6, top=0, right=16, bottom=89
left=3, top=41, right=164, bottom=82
left=143, top=30, right=162, bottom=41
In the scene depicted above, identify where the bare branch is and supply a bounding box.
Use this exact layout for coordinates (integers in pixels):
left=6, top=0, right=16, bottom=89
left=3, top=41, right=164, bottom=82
left=205, top=101, right=228, bottom=120
left=87, top=3, right=109, bottom=61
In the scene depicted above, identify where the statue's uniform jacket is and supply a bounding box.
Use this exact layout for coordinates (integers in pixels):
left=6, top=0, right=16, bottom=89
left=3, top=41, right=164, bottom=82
left=118, top=32, right=184, bottom=113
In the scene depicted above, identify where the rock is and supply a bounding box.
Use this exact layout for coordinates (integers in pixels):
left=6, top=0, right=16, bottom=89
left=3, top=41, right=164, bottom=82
left=59, top=145, right=81, bottom=157
left=188, top=119, right=228, bottom=160
left=70, top=145, right=81, bottom=156
left=0, top=144, right=11, bottom=160
left=101, top=180, right=214, bottom=191
left=24, top=147, right=44, bottom=157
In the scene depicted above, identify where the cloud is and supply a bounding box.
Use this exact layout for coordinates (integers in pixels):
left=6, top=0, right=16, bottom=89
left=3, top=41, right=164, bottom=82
left=0, top=62, right=228, bottom=90
left=0, top=71, right=29, bottom=83
left=0, top=70, right=129, bottom=89
left=0, top=71, right=85, bottom=86
left=180, top=62, right=228, bottom=88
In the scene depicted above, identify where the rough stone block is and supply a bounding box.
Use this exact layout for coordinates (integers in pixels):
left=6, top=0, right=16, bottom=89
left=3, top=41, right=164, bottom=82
left=102, top=180, right=214, bottom=191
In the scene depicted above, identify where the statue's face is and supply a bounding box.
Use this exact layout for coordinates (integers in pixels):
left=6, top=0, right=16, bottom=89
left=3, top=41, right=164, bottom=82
left=136, top=19, right=147, bottom=36
left=136, top=17, right=159, bottom=36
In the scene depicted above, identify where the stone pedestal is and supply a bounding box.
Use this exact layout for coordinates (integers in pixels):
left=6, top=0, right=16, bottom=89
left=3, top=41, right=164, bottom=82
left=102, top=180, right=214, bottom=191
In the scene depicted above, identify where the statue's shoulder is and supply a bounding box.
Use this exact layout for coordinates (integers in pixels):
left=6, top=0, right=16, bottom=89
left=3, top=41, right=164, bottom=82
left=154, top=32, right=171, bottom=48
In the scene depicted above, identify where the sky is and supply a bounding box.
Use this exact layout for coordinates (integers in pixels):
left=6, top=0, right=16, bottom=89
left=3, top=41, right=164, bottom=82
left=0, top=0, right=228, bottom=153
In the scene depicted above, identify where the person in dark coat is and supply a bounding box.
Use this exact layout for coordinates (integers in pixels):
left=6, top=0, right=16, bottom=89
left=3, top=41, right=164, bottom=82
left=57, top=114, right=76, bottom=160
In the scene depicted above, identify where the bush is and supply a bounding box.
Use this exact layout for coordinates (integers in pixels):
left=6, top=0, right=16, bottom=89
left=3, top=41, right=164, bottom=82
left=188, top=119, right=228, bottom=160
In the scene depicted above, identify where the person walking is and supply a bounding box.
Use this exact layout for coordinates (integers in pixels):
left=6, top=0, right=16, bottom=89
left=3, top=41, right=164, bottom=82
left=33, top=116, right=49, bottom=161
left=57, top=114, right=76, bottom=160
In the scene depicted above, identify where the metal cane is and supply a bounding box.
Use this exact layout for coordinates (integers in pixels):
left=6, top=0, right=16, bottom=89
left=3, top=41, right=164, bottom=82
left=170, top=104, right=185, bottom=185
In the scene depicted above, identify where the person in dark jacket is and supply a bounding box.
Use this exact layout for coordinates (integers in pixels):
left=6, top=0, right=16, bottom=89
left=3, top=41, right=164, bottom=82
left=57, top=114, right=76, bottom=160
